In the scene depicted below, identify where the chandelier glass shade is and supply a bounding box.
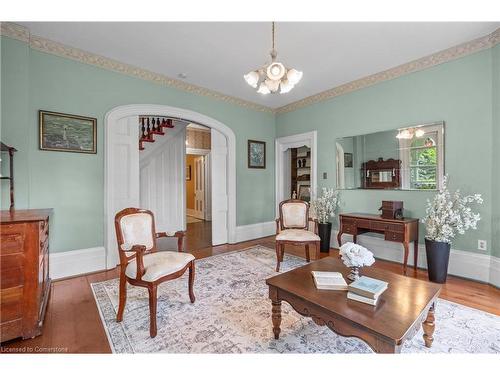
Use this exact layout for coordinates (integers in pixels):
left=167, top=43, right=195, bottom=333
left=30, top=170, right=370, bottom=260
left=244, top=22, right=302, bottom=95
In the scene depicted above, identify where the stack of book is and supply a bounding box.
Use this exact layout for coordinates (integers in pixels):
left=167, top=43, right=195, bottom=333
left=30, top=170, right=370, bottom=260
left=311, top=271, right=348, bottom=290
left=347, top=276, right=388, bottom=305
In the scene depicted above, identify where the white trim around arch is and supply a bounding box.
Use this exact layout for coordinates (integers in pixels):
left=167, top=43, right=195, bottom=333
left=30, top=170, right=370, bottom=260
left=104, top=104, right=237, bottom=269
left=275, top=131, right=317, bottom=216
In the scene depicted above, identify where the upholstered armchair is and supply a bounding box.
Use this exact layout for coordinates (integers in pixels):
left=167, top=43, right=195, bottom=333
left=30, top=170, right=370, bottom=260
left=275, top=199, right=320, bottom=272
left=114, top=208, right=195, bottom=338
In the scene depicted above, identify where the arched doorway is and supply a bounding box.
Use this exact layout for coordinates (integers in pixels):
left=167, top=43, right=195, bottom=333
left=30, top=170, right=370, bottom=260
left=104, top=104, right=236, bottom=269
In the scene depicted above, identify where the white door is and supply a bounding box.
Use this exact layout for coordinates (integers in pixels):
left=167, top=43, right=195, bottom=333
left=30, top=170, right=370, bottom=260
left=105, top=116, right=140, bottom=268
left=211, top=128, right=228, bottom=245
left=193, top=155, right=205, bottom=220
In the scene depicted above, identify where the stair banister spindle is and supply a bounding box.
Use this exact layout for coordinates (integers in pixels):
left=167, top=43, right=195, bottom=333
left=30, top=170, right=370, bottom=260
left=147, top=118, right=151, bottom=139
left=141, top=117, right=146, bottom=139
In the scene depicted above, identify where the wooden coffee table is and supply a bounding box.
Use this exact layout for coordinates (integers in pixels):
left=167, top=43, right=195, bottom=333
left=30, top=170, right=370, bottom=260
left=266, top=257, right=442, bottom=353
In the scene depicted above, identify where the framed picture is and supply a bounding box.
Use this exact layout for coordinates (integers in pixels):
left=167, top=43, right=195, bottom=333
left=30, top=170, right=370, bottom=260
left=298, top=185, right=311, bottom=202
left=186, top=165, right=192, bottom=181
left=248, top=140, right=266, bottom=169
left=344, top=152, right=353, bottom=168
left=39, top=110, right=97, bottom=154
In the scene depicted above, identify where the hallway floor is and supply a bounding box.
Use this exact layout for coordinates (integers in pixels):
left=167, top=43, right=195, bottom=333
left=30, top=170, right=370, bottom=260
left=185, top=219, right=212, bottom=251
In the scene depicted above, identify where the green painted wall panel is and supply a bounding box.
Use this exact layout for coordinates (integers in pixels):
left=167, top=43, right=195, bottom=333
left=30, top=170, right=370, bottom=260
left=1, top=37, right=275, bottom=253
left=277, top=49, right=494, bottom=255
left=492, top=44, right=500, bottom=257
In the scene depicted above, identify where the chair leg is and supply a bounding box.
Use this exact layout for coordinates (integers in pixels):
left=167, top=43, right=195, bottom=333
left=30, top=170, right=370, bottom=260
left=305, top=244, right=310, bottom=262
left=116, top=271, right=127, bottom=322
left=148, top=285, right=158, bottom=338
left=188, top=261, right=196, bottom=303
left=275, top=241, right=281, bottom=272
left=280, top=244, right=285, bottom=262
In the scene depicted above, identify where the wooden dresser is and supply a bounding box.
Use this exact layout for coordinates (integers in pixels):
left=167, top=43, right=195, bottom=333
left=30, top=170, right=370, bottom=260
left=337, top=213, right=419, bottom=274
left=1, top=209, right=52, bottom=342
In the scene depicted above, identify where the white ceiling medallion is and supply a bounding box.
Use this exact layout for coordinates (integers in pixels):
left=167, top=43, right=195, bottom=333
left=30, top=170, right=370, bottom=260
left=244, top=22, right=303, bottom=95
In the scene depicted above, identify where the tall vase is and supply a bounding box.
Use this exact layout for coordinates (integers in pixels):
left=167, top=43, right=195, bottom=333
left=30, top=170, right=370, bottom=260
left=318, top=222, right=332, bottom=253
left=425, top=238, right=451, bottom=283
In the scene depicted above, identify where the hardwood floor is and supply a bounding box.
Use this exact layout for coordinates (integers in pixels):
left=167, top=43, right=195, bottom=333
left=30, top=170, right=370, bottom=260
left=1, top=236, right=498, bottom=353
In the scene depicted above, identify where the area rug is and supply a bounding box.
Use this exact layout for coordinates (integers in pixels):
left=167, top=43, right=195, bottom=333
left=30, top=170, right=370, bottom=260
left=91, top=246, right=500, bottom=353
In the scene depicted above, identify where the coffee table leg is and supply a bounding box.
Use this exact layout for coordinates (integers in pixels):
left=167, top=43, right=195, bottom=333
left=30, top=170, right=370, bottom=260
left=271, top=300, right=282, bottom=339
left=422, top=302, right=435, bottom=348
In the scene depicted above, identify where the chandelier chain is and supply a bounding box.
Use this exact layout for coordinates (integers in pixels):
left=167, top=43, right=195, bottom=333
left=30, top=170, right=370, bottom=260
left=272, top=22, right=275, bottom=50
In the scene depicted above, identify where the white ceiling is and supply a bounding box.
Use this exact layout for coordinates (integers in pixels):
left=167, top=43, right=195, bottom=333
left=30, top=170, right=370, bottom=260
left=20, top=22, right=499, bottom=109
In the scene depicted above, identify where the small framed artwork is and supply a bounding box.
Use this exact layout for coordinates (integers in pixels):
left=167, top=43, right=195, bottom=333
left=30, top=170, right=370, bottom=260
left=298, top=185, right=311, bottom=202
left=248, top=140, right=266, bottom=169
left=344, top=152, right=353, bottom=168
left=186, top=165, right=192, bottom=181
left=39, top=110, right=97, bottom=154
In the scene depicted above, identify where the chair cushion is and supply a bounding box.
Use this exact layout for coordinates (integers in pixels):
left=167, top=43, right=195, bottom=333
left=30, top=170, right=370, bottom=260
left=281, top=202, right=308, bottom=228
left=126, top=251, right=195, bottom=282
left=276, top=229, right=320, bottom=242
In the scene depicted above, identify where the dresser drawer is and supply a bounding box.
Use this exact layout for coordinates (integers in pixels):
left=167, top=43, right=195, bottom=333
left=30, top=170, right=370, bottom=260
left=0, top=286, right=23, bottom=322
left=0, top=254, right=24, bottom=289
left=0, top=233, right=26, bottom=255
left=385, top=231, right=405, bottom=242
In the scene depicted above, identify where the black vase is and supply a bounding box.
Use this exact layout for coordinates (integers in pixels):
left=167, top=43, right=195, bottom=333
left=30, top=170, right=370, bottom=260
left=425, top=239, right=451, bottom=283
left=318, top=222, right=332, bottom=252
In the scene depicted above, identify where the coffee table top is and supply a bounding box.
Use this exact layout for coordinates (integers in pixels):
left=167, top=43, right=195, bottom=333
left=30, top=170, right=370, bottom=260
left=266, top=256, right=442, bottom=343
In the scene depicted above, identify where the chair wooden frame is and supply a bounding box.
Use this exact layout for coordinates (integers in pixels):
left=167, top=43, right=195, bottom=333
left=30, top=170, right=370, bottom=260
left=114, top=207, right=194, bottom=338
left=275, top=199, right=320, bottom=272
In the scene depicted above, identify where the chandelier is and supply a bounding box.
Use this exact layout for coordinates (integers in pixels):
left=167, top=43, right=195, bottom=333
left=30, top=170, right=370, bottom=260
left=243, top=22, right=303, bottom=95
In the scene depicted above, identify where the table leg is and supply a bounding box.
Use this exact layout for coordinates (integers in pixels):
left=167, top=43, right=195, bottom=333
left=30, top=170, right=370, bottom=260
left=336, top=231, right=342, bottom=248
left=403, top=242, right=409, bottom=274
left=271, top=300, right=282, bottom=339
left=422, top=302, right=436, bottom=348
left=413, top=240, right=418, bottom=271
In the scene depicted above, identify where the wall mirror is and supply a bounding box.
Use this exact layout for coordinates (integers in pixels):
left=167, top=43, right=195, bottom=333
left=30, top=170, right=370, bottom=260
left=335, top=121, right=444, bottom=190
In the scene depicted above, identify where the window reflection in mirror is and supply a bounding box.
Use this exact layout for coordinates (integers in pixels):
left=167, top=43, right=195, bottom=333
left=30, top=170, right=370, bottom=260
left=335, top=122, right=444, bottom=191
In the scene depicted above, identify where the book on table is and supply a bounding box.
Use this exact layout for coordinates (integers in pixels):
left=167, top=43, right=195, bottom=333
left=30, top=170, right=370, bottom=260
left=348, top=276, right=388, bottom=299
left=347, top=292, right=379, bottom=306
left=311, top=271, right=348, bottom=290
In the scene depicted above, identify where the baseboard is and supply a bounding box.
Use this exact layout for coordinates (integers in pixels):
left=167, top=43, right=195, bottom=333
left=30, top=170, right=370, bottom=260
left=490, top=256, right=500, bottom=288
left=235, top=221, right=275, bottom=243
left=49, top=246, right=106, bottom=280
left=332, top=230, right=498, bottom=287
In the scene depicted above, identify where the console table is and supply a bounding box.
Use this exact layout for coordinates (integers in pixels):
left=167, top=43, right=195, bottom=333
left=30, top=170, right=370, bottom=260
left=337, top=213, right=419, bottom=274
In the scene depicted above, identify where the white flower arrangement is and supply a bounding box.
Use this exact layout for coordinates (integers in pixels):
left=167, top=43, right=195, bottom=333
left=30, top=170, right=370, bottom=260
left=422, top=175, right=483, bottom=244
left=310, top=188, right=340, bottom=224
left=339, top=242, right=375, bottom=268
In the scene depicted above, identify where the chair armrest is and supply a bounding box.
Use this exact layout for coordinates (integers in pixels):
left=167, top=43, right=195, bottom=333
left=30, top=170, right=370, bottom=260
left=122, top=244, right=147, bottom=280
left=156, top=231, right=185, bottom=252
left=308, top=217, right=319, bottom=235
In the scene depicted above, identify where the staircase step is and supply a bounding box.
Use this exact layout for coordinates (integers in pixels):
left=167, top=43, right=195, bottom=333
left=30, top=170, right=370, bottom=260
left=150, top=130, right=165, bottom=135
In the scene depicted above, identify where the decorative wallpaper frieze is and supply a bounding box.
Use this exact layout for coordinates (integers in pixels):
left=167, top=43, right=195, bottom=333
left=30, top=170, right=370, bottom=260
left=1, top=22, right=499, bottom=116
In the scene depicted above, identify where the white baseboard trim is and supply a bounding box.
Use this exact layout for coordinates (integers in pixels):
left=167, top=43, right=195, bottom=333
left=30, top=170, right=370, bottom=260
left=235, top=221, right=275, bottom=243
left=333, top=230, right=499, bottom=287
left=49, top=246, right=106, bottom=280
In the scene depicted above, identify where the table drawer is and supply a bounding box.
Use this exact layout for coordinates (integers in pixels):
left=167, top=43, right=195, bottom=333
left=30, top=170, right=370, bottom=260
left=341, top=224, right=356, bottom=234
left=0, top=233, right=25, bottom=255
left=371, top=221, right=404, bottom=232
left=385, top=231, right=404, bottom=242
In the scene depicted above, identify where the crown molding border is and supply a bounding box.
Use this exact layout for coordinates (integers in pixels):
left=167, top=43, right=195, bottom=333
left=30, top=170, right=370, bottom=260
left=0, top=22, right=274, bottom=114
left=2, top=23, right=499, bottom=116
left=276, top=27, right=500, bottom=114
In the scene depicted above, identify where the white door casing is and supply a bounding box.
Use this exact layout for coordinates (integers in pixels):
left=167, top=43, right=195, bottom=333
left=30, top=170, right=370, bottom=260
left=105, top=104, right=236, bottom=269
left=275, top=131, right=317, bottom=217
left=211, top=128, right=228, bottom=245
left=193, top=155, right=205, bottom=220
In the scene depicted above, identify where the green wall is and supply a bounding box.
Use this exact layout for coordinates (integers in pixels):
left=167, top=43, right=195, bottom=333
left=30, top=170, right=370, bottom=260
left=2, top=34, right=498, bottom=257
left=1, top=36, right=276, bottom=253
left=277, top=47, right=496, bottom=255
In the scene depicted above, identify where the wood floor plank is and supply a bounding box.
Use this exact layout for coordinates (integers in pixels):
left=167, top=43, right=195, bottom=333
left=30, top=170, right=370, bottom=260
left=1, top=236, right=498, bottom=353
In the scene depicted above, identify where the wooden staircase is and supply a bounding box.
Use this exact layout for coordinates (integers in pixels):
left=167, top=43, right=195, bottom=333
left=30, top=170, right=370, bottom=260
left=139, top=116, right=175, bottom=150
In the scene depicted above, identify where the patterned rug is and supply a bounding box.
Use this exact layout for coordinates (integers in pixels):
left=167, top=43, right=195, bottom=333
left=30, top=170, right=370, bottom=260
left=91, top=246, right=500, bottom=353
